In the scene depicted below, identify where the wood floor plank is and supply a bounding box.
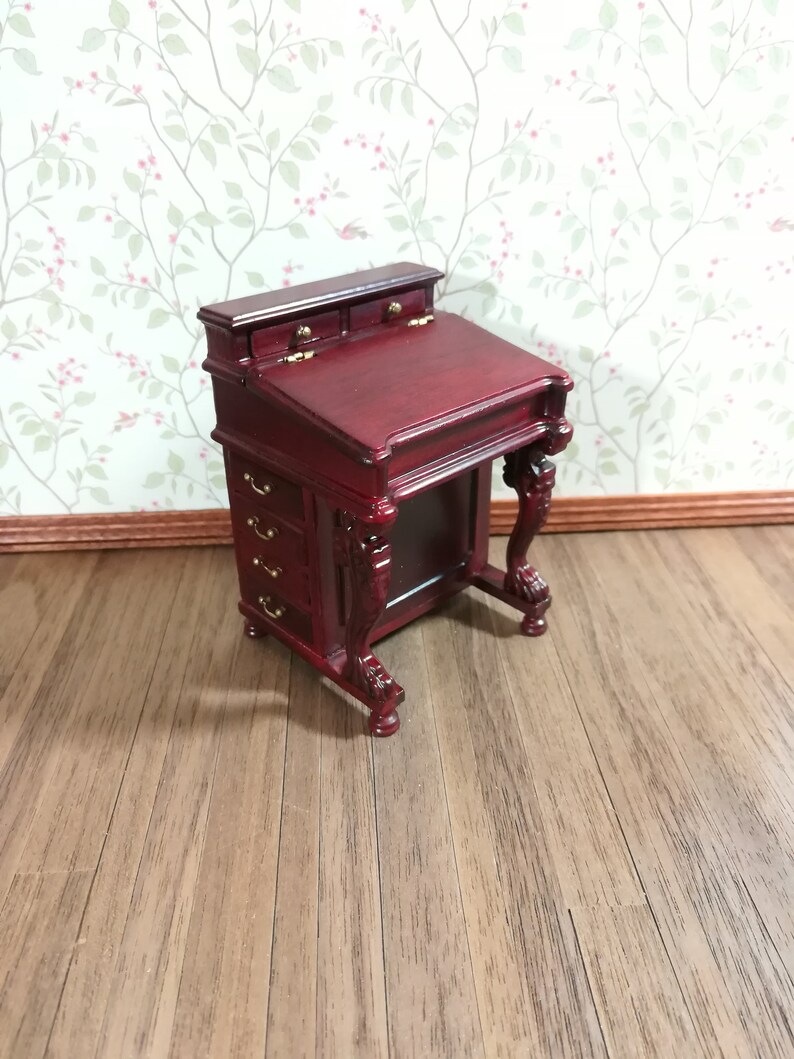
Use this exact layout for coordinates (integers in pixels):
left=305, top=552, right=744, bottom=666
left=168, top=632, right=291, bottom=1059
left=316, top=681, right=388, bottom=1059
left=425, top=590, right=607, bottom=1059
left=571, top=905, right=702, bottom=1059
left=578, top=531, right=794, bottom=984
left=544, top=534, right=794, bottom=1059
left=94, top=550, right=245, bottom=1059
left=0, top=551, right=177, bottom=910
left=374, top=621, right=485, bottom=1058
left=44, top=547, right=228, bottom=1059
left=0, top=552, right=97, bottom=774
left=0, top=870, right=93, bottom=1059
left=483, top=539, right=644, bottom=909
left=265, top=657, right=323, bottom=1059
left=17, top=550, right=185, bottom=875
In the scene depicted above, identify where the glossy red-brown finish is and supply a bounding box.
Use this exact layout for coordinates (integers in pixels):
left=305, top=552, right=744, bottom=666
left=200, top=262, right=572, bottom=735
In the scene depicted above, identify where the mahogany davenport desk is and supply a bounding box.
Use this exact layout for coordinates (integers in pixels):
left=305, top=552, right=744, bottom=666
left=199, top=263, right=572, bottom=736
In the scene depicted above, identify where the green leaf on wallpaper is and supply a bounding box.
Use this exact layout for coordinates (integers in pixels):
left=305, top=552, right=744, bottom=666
left=34, top=435, right=53, bottom=453
left=174, top=263, right=196, bottom=275
left=435, top=142, right=456, bottom=159
left=162, top=33, right=190, bottom=55
left=278, top=160, right=300, bottom=190
left=168, top=451, right=185, bottom=473
left=318, top=94, right=332, bottom=112
left=568, top=28, right=590, bottom=50
left=210, top=123, right=230, bottom=144
left=571, top=228, right=586, bottom=251
left=768, top=47, right=786, bottom=73
left=9, top=13, right=34, bottom=36
left=628, top=122, right=647, bottom=137
left=329, top=41, right=343, bottom=57
left=710, top=46, right=729, bottom=73
left=736, top=66, right=758, bottom=90
left=230, top=212, right=253, bottom=226
left=502, top=47, right=522, bottom=72
left=195, top=211, right=219, bottom=226
left=78, top=205, right=96, bottom=221
left=639, top=206, right=661, bottom=220
left=291, top=141, right=313, bottom=161
left=675, top=264, right=689, bottom=277
left=580, top=166, right=595, bottom=187
left=380, top=82, right=394, bottom=110
left=284, top=0, right=301, bottom=10
left=148, top=308, right=170, bottom=328
left=643, top=35, right=666, bottom=55
left=80, top=29, right=105, bottom=52
left=128, top=233, right=143, bottom=260
left=401, top=85, right=414, bottom=115
left=599, top=2, right=617, bottom=30
left=289, top=222, right=308, bottom=238
left=109, top=1, right=130, bottom=30
left=657, top=136, right=670, bottom=161
left=246, top=271, right=265, bottom=286
left=387, top=215, right=409, bottom=231
left=90, top=487, right=111, bottom=504
left=574, top=301, right=596, bottom=318
left=661, top=397, right=675, bottom=419
left=164, top=124, right=187, bottom=141
left=37, top=160, right=52, bottom=184
left=726, top=155, right=744, bottom=182
left=0, top=444, right=8, bottom=469
left=90, top=257, right=106, bottom=276
left=312, top=115, right=334, bottom=133
left=504, top=12, right=524, bottom=34
left=167, top=203, right=183, bottom=226
left=162, top=355, right=180, bottom=374
left=762, top=0, right=778, bottom=12
left=1, top=318, right=17, bottom=339
left=13, top=48, right=39, bottom=73
left=86, top=464, right=108, bottom=480
left=268, top=65, right=298, bottom=92
left=199, top=140, right=216, bottom=165
left=613, top=199, right=627, bottom=220
left=232, top=19, right=252, bottom=34
left=80, top=313, right=94, bottom=332
left=158, top=12, right=180, bottom=29
left=144, top=472, right=165, bottom=488
left=529, top=202, right=546, bottom=216
left=301, top=44, right=318, bottom=72
left=600, top=461, right=619, bottom=475
left=695, top=424, right=710, bottom=443
left=123, top=170, right=142, bottom=193
left=224, top=181, right=243, bottom=199
left=741, top=137, right=761, bottom=155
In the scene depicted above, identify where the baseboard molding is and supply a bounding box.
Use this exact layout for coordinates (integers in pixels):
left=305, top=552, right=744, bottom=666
left=1, top=490, right=792, bottom=553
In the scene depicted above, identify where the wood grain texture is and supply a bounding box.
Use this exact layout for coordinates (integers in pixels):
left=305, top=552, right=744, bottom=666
left=0, top=530, right=790, bottom=1058
left=2, top=489, right=792, bottom=553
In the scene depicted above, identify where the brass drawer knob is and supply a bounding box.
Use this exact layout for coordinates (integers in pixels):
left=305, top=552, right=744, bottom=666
left=386, top=301, right=402, bottom=318
left=294, top=324, right=312, bottom=341
left=243, top=471, right=272, bottom=496
left=253, top=557, right=281, bottom=578
left=259, top=595, right=284, bottom=620
left=247, top=516, right=278, bottom=541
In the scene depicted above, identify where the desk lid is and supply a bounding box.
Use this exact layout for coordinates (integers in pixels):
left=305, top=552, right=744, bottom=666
left=246, top=311, right=572, bottom=458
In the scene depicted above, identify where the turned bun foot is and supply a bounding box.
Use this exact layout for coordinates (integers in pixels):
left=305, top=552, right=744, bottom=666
left=521, top=614, right=547, bottom=637
left=369, top=707, right=400, bottom=737
left=244, top=621, right=267, bottom=639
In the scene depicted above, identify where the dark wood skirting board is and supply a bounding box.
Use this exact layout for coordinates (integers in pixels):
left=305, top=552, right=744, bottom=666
left=1, top=490, right=792, bottom=552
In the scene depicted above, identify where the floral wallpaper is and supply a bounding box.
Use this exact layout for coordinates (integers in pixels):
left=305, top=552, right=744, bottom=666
left=0, top=0, right=792, bottom=516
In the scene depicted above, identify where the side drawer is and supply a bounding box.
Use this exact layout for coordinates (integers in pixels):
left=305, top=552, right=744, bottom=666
left=241, top=577, right=313, bottom=644
left=235, top=526, right=311, bottom=609
left=349, top=288, right=426, bottom=331
left=249, top=310, right=340, bottom=358
left=227, top=452, right=305, bottom=524
left=230, top=494, right=308, bottom=569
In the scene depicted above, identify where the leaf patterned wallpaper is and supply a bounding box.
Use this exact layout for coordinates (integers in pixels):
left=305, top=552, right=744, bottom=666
left=0, top=0, right=792, bottom=516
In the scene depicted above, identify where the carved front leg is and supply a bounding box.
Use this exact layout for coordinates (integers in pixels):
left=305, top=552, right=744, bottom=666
left=503, top=444, right=556, bottom=636
left=338, top=511, right=402, bottom=736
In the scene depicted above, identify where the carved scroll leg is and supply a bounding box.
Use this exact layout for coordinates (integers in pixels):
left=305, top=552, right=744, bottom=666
left=339, top=511, right=403, bottom=736
left=503, top=444, right=556, bottom=637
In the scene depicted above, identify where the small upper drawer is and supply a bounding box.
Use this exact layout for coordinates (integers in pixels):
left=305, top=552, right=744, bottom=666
left=227, top=453, right=305, bottom=523
left=249, top=310, right=340, bottom=359
left=349, top=288, right=426, bottom=331
left=230, top=494, right=308, bottom=568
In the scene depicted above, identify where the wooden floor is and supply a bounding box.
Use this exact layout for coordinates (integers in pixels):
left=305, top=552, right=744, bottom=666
left=0, top=528, right=792, bottom=1059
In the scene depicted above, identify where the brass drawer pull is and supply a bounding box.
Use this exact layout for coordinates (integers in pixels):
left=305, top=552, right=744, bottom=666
left=386, top=301, right=402, bottom=318
left=243, top=471, right=272, bottom=497
left=247, top=516, right=278, bottom=541
left=253, top=557, right=281, bottom=578
left=259, top=595, right=284, bottom=620
left=294, top=324, right=312, bottom=341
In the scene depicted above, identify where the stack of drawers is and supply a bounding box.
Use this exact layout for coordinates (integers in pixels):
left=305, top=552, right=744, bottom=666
left=226, top=452, right=313, bottom=643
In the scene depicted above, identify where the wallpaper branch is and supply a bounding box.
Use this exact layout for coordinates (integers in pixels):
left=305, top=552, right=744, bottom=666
left=0, top=0, right=792, bottom=515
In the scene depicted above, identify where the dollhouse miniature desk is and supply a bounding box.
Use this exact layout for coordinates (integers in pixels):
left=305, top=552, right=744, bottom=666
left=199, top=263, right=572, bottom=737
